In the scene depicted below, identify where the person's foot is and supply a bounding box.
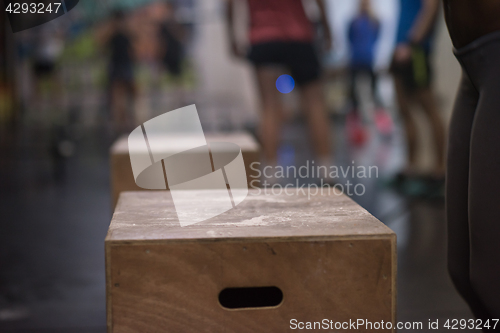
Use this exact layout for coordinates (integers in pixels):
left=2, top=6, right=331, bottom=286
left=346, top=111, right=369, bottom=146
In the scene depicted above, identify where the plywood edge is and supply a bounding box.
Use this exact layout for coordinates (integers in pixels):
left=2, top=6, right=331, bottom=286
left=105, top=241, right=113, bottom=332
left=390, top=233, right=397, bottom=332
left=338, top=193, right=395, bottom=235
left=104, top=228, right=115, bottom=242
left=104, top=234, right=395, bottom=246
left=105, top=207, right=123, bottom=242
left=110, top=193, right=126, bottom=223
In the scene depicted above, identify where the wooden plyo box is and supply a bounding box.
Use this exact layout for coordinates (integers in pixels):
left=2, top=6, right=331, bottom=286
left=110, top=131, right=260, bottom=208
left=106, top=190, right=396, bottom=333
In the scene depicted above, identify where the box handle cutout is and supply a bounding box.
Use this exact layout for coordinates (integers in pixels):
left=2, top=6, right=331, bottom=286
left=219, top=286, right=283, bottom=309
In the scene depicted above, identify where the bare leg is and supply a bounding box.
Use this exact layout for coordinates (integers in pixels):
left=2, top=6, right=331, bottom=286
left=416, top=88, right=446, bottom=175
left=299, top=80, right=332, bottom=161
left=111, top=81, right=130, bottom=134
left=127, top=81, right=137, bottom=130
left=394, top=76, right=418, bottom=171
left=255, top=67, right=283, bottom=164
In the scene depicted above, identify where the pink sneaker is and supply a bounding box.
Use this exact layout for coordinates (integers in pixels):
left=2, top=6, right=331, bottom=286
left=346, top=111, right=369, bottom=146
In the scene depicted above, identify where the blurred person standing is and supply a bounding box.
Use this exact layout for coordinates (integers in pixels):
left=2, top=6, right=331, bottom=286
left=444, top=0, right=500, bottom=324
left=159, top=1, right=186, bottom=79
left=391, top=0, right=445, bottom=179
left=128, top=5, right=165, bottom=122
left=346, top=0, right=383, bottom=145
left=157, top=0, right=188, bottom=109
left=97, top=10, right=136, bottom=135
left=225, top=0, right=334, bottom=181
left=31, top=22, right=64, bottom=120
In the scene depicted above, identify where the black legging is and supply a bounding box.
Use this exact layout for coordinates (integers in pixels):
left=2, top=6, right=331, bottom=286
left=447, top=31, right=500, bottom=324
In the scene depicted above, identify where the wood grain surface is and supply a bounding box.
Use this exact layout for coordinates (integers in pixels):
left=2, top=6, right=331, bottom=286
left=106, top=190, right=396, bottom=332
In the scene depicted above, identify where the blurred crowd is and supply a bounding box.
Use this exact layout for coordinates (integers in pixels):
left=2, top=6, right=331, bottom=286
left=0, top=0, right=447, bottom=195
left=225, top=0, right=445, bottom=195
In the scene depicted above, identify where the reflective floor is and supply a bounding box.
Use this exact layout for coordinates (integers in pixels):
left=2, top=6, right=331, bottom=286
left=0, top=111, right=475, bottom=332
